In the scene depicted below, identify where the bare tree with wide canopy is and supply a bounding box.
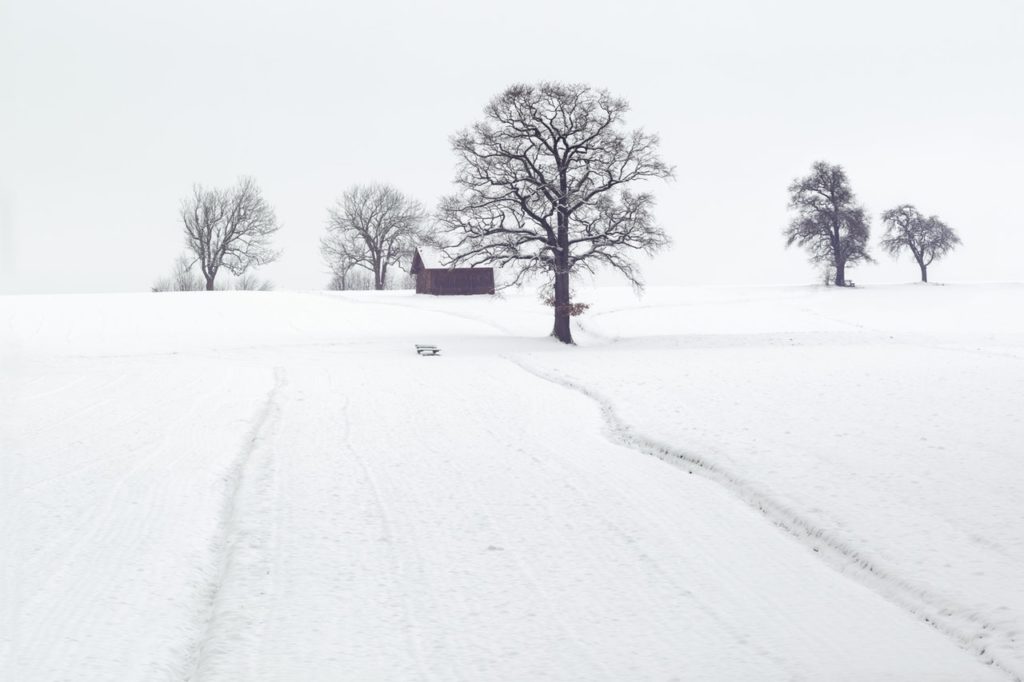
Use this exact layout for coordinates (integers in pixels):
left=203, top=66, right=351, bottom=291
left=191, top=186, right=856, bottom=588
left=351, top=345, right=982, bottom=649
left=880, top=204, right=961, bottom=283
left=784, top=161, right=872, bottom=287
left=321, top=184, right=427, bottom=291
left=436, top=82, right=673, bottom=344
left=180, top=177, right=280, bottom=291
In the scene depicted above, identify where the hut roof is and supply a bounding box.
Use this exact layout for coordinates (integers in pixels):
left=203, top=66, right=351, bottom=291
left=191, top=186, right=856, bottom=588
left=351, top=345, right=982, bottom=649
left=410, top=246, right=446, bottom=272
left=410, top=249, right=425, bottom=275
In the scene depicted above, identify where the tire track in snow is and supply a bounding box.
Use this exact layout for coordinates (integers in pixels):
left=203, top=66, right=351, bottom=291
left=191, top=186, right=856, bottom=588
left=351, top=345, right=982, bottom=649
left=430, top=423, right=621, bottom=680
left=337, top=391, right=438, bottom=681
left=13, top=370, right=215, bottom=664
left=506, top=356, right=1021, bottom=682
left=183, top=366, right=285, bottom=681
left=447, top=418, right=799, bottom=680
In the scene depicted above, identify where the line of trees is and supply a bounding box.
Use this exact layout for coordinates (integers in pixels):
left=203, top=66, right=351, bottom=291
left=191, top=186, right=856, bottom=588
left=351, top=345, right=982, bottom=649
left=313, top=83, right=674, bottom=343
left=785, top=161, right=961, bottom=286
left=156, top=83, right=965, bottom=345
left=159, top=83, right=673, bottom=344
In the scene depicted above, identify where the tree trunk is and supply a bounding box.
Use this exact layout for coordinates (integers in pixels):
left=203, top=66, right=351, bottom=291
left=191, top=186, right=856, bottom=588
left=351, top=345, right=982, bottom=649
left=831, top=208, right=843, bottom=287
left=919, top=262, right=928, bottom=283
left=552, top=174, right=574, bottom=344
left=205, top=275, right=215, bottom=291
left=552, top=269, right=573, bottom=344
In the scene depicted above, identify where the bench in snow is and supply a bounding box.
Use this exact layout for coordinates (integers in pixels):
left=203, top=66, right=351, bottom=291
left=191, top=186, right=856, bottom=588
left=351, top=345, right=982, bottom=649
left=416, top=345, right=441, bottom=356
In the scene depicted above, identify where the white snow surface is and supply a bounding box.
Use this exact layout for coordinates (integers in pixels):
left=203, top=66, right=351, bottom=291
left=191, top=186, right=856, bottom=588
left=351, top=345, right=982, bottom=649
left=2, top=284, right=1021, bottom=681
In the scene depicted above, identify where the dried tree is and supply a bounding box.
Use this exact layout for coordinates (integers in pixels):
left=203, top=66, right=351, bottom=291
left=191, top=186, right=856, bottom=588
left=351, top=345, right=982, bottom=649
left=785, top=161, right=872, bottom=286
left=233, top=272, right=274, bottom=291
left=181, top=177, right=280, bottom=291
left=436, top=82, right=673, bottom=344
left=171, top=253, right=202, bottom=291
left=321, top=184, right=426, bottom=291
left=151, top=254, right=202, bottom=292
left=880, top=204, right=960, bottom=282
left=320, top=224, right=366, bottom=291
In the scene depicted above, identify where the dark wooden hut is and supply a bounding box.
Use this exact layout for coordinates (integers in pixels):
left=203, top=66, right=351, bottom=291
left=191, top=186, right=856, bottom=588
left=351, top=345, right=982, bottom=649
left=410, top=248, right=495, bottom=296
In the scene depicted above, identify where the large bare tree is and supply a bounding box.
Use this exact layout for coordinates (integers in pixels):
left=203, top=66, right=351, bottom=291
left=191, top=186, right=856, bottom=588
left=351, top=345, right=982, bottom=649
left=785, top=161, right=872, bottom=286
left=321, top=184, right=426, bottom=290
left=436, top=82, right=673, bottom=344
left=880, top=204, right=960, bottom=283
left=181, top=177, right=280, bottom=291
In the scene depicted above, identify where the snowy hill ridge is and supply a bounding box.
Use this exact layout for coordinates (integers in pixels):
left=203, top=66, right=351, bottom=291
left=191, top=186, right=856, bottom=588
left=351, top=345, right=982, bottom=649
left=3, top=284, right=1022, bottom=681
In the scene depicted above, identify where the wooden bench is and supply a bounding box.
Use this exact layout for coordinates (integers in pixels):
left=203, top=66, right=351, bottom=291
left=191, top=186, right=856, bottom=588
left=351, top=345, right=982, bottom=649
left=416, top=344, right=441, bottom=356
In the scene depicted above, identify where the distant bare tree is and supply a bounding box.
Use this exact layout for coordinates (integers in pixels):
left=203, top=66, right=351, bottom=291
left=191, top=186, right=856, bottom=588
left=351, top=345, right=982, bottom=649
left=150, top=277, right=172, bottom=293
left=436, top=82, right=673, bottom=344
left=327, top=270, right=373, bottom=291
left=326, top=268, right=414, bottom=291
left=233, top=272, right=274, bottom=291
left=327, top=272, right=348, bottom=291
left=320, top=227, right=365, bottom=291
left=171, top=254, right=202, bottom=291
left=382, top=270, right=415, bottom=290
left=151, top=254, right=202, bottom=292
left=181, top=177, right=280, bottom=291
left=321, top=184, right=426, bottom=290
left=880, top=204, right=960, bottom=283
left=785, top=162, right=872, bottom=286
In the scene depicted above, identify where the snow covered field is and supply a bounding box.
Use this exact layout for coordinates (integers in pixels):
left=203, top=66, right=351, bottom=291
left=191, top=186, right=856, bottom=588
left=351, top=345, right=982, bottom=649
left=2, top=284, right=1021, bottom=681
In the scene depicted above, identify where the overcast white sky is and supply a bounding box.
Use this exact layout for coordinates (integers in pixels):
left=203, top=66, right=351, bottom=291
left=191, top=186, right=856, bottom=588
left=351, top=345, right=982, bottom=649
left=1, top=0, right=1021, bottom=294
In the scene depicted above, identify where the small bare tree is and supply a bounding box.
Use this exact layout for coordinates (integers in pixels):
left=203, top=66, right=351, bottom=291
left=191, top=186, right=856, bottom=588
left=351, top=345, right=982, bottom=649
left=233, top=272, right=274, bottom=291
left=320, top=227, right=365, bottom=291
left=327, top=272, right=350, bottom=291
left=326, top=269, right=413, bottom=291
left=151, top=254, right=203, bottom=292
left=171, top=254, right=202, bottom=291
left=436, top=82, right=673, bottom=344
left=880, top=204, right=960, bottom=283
left=785, top=161, right=872, bottom=286
left=321, top=184, right=426, bottom=290
left=181, top=177, right=281, bottom=291
left=327, top=270, right=372, bottom=291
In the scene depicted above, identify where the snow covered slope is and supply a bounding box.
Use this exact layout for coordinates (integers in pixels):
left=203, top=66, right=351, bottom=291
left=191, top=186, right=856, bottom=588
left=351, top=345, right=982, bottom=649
left=2, top=285, right=1020, bottom=681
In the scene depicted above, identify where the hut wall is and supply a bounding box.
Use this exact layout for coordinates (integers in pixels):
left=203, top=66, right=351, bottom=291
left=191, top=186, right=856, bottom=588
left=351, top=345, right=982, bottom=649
left=416, top=268, right=495, bottom=295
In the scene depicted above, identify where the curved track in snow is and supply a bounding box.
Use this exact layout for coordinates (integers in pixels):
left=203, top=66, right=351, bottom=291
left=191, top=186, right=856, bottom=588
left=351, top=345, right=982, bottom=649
left=508, top=356, right=1020, bottom=681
